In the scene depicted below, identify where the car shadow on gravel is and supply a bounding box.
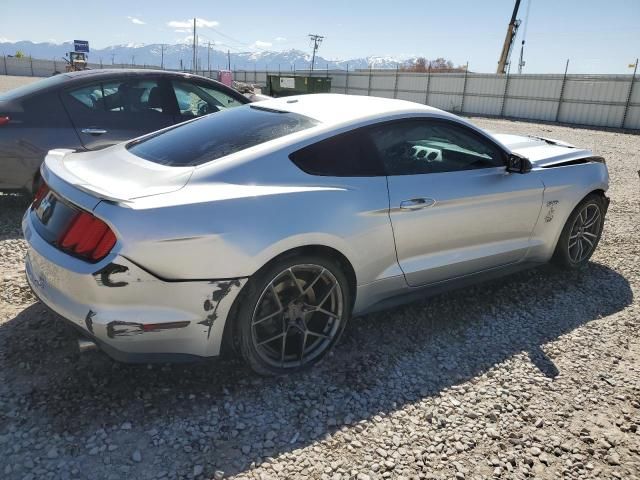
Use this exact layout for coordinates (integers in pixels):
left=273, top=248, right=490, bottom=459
left=0, top=262, right=632, bottom=477
left=0, top=193, right=30, bottom=240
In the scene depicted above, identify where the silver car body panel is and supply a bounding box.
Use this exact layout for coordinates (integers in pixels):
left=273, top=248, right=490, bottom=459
left=24, top=94, right=609, bottom=359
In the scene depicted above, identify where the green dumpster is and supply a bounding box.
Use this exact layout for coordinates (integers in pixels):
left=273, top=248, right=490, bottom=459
left=266, top=75, right=332, bottom=97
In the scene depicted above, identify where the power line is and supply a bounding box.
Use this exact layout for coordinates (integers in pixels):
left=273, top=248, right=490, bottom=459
left=308, top=34, right=324, bottom=72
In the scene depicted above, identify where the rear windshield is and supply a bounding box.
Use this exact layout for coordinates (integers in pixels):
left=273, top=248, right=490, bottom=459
left=0, top=74, right=68, bottom=101
left=127, top=105, right=319, bottom=166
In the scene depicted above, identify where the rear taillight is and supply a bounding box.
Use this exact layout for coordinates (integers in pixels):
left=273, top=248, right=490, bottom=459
left=58, top=211, right=117, bottom=261
left=0, top=116, right=9, bottom=126
left=32, top=182, right=50, bottom=208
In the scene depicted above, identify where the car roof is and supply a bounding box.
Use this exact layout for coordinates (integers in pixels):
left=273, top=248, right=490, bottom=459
left=0, top=69, right=239, bottom=102
left=256, top=93, right=453, bottom=125
left=61, top=69, right=216, bottom=83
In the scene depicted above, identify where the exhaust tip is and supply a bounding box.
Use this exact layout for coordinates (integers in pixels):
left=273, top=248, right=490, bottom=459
left=78, top=338, right=97, bottom=353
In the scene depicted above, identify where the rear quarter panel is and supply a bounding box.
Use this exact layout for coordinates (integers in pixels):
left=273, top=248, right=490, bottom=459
left=94, top=173, right=399, bottom=286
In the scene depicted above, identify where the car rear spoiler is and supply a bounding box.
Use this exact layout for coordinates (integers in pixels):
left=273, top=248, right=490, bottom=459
left=41, top=149, right=132, bottom=211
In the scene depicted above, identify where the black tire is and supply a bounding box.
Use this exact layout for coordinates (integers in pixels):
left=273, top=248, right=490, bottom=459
left=235, top=254, right=351, bottom=376
left=552, top=193, right=606, bottom=269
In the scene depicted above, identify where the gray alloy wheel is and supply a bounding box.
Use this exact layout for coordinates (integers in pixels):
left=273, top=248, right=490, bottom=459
left=567, top=204, right=602, bottom=263
left=237, top=256, right=351, bottom=375
left=552, top=193, right=605, bottom=269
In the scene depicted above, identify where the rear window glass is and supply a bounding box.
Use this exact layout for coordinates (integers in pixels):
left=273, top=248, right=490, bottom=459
left=128, top=105, right=319, bottom=166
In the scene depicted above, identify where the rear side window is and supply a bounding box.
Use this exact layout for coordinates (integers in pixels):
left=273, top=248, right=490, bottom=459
left=128, top=105, right=319, bottom=166
left=289, top=130, right=384, bottom=176
left=67, top=79, right=174, bottom=114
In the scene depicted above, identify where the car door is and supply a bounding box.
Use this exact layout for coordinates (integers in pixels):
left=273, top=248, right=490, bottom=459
left=367, top=118, right=544, bottom=287
left=60, top=77, right=177, bottom=150
left=170, top=79, right=246, bottom=124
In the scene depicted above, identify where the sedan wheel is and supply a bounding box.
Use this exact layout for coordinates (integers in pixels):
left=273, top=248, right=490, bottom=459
left=237, top=256, right=351, bottom=375
left=567, top=204, right=601, bottom=263
left=552, top=193, right=605, bottom=269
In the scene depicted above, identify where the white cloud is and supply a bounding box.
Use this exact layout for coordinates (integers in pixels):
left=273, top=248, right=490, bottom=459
left=252, top=40, right=272, bottom=49
left=275, top=37, right=287, bottom=42
left=167, top=18, right=219, bottom=29
left=0, top=37, right=14, bottom=43
left=127, top=16, right=146, bottom=25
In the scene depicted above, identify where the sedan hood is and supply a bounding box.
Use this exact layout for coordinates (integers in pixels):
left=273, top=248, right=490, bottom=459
left=492, top=133, right=593, bottom=167
left=43, top=145, right=194, bottom=203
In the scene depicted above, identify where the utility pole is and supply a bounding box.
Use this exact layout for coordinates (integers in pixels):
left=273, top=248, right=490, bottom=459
left=160, top=44, right=165, bottom=69
left=227, top=50, right=231, bottom=70
left=207, top=41, right=211, bottom=76
left=111, top=53, right=115, bottom=65
left=308, top=34, right=324, bottom=72
left=192, top=17, right=197, bottom=73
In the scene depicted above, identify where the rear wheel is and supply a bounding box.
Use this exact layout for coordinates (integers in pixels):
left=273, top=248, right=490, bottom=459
left=236, top=255, right=351, bottom=376
left=552, top=194, right=605, bottom=269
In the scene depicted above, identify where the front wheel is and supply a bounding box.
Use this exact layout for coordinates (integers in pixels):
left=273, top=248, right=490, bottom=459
left=236, top=255, right=351, bottom=376
left=552, top=193, right=606, bottom=269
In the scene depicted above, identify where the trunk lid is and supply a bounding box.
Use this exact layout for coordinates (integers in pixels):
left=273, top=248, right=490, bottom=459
left=492, top=133, right=592, bottom=167
left=43, top=145, right=194, bottom=206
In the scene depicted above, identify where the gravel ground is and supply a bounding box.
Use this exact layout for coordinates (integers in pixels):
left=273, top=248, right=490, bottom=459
left=0, top=75, right=41, bottom=93
left=0, top=115, right=639, bottom=480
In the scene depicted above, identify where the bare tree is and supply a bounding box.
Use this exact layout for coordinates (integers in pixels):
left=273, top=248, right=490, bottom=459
left=400, top=57, right=463, bottom=73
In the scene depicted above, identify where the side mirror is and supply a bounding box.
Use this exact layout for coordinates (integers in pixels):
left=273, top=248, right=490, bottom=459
left=506, top=154, right=532, bottom=174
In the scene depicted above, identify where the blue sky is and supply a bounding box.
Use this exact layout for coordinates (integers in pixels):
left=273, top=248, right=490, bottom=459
left=1, top=0, right=638, bottom=73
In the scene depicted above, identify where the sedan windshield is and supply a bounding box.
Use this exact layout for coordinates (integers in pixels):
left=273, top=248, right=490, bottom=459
left=128, top=105, right=319, bottom=166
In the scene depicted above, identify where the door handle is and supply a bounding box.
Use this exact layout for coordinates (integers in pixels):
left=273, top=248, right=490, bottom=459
left=400, top=198, right=436, bottom=210
left=81, top=128, right=108, bottom=136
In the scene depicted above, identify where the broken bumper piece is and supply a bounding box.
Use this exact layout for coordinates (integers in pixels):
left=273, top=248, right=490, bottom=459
left=24, top=245, right=246, bottom=361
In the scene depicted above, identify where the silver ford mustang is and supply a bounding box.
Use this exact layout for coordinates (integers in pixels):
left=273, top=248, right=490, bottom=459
left=23, top=94, right=609, bottom=375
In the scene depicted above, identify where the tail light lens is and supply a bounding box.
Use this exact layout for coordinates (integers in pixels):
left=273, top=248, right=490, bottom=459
left=0, top=116, right=10, bottom=126
left=32, top=182, right=50, bottom=208
left=58, top=211, right=117, bottom=261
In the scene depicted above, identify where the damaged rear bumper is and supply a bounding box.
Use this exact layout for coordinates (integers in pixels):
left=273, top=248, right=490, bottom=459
left=24, top=239, right=246, bottom=361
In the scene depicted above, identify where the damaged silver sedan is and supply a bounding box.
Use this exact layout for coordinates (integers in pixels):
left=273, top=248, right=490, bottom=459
left=23, top=94, right=609, bottom=375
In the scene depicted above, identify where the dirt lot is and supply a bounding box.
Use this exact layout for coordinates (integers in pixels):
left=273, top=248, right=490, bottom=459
left=0, top=90, right=638, bottom=479
left=0, top=75, right=41, bottom=93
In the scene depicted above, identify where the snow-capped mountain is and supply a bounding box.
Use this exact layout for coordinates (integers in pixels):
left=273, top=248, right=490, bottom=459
left=0, top=40, right=421, bottom=71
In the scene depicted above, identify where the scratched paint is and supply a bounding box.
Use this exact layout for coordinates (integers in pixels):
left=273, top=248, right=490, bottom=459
left=106, top=320, right=190, bottom=338
left=106, top=321, right=145, bottom=338
left=199, top=279, right=242, bottom=338
left=545, top=200, right=559, bottom=223
left=93, top=263, right=129, bottom=288
left=85, top=310, right=96, bottom=333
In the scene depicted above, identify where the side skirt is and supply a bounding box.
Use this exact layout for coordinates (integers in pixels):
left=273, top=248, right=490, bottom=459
left=355, top=261, right=545, bottom=317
